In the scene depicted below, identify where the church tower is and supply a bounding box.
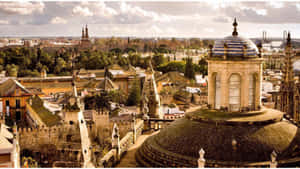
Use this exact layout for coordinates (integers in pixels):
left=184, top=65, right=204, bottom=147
left=79, top=24, right=92, bottom=50
left=82, top=27, right=85, bottom=39
left=279, top=32, right=295, bottom=117
left=85, top=24, right=89, bottom=39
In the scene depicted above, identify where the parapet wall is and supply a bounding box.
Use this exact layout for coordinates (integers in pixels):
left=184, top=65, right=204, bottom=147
left=19, top=119, right=137, bottom=151
left=98, top=119, right=144, bottom=168
left=18, top=123, right=80, bottom=150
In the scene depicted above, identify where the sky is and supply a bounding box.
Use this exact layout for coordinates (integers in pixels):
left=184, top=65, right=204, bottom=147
left=1, top=1, right=300, bottom=38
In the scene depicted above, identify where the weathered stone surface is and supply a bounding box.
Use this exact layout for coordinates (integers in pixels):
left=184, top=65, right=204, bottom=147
left=136, top=110, right=300, bottom=167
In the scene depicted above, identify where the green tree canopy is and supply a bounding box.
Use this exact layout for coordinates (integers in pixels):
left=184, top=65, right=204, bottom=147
left=184, top=57, right=195, bottom=79
left=127, top=77, right=141, bottom=106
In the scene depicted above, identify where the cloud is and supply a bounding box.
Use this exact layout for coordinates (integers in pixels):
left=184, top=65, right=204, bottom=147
left=297, top=3, right=300, bottom=11
left=119, top=2, right=172, bottom=23
left=204, top=28, right=215, bottom=33
left=1, top=1, right=300, bottom=38
left=268, top=2, right=284, bottom=9
left=94, top=2, right=118, bottom=17
left=220, top=2, right=300, bottom=24
left=50, top=17, right=67, bottom=24
left=72, top=2, right=117, bottom=18
left=72, top=6, right=93, bottom=17
left=213, top=16, right=231, bottom=23
left=0, top=20, right=9, bottom=25
left=0, top=2, right=44, bottom=15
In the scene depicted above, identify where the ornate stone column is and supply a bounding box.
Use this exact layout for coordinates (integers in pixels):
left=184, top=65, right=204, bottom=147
left=207, top=70, right=214, bottom=108
left=242, top=71, right=249, bottom=109
left=220, top=68, right=228, bottom=108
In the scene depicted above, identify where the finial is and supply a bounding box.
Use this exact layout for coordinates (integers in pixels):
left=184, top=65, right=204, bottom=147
left=198, top=148, right=206, bottom=168
left=271, top=150, right=277, bottom=162
left=199, top=148, right=205, bottom=159
left=232, top=17, right=238, bottom=36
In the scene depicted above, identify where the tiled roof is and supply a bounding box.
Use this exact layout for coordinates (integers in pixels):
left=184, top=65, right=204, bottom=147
left=156, top=71, right=189, bottom=85
left=0, top=78, right=32, bottom=97
left=213, top=35, right=258, bottom=57
left=97, top=78, right=118, bottom=90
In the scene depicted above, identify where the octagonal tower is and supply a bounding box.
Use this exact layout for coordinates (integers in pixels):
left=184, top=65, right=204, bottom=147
left=207, top=18, right=263, bottom=112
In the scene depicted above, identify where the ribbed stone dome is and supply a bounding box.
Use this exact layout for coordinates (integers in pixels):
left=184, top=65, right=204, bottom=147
left=136, top=109, right=300, bottom=167
left=213, top=35, right=258, bottom=57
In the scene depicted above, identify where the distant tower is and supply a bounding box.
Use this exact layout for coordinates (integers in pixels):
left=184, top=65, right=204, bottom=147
left=82, top=27, right=85, bottom=39
left=79, top=25, right=91, bottom=49
left=262, top=31, right=267, bottom=43
left=279, top=32, right=295, bottom=116
left=85, top=24, right=89, bottom=39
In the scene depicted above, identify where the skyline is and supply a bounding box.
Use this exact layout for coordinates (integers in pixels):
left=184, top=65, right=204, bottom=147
left=0, top=1, right=299, bottom=38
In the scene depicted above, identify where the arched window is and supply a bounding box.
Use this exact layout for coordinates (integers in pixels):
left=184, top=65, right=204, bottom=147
left=249, top=74, right=256, bottom=110
left=229, top=74, right=241, bottom=112
left=215, top=73, right=221, bottom=109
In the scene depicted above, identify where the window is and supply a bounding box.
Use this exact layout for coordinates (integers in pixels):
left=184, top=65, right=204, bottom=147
left=5, top=100, right=9, bottom=116
left=66, top=134, right=72, bottom=142
left=215, top=73, right=221, bottom=109
left=229, top=74, right=241, bottom=112
left=16, top=99, right=20, bottom=109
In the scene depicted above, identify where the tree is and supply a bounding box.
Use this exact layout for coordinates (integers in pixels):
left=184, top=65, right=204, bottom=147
left=127, top=77, right=141, bottom=106
left=123, top=47, right=136, bottom=54
left=108, top=90, right=126, bottom=104
left=54, top=57, right=66, bottom=74
left=184, top=57, right=195, bottom=79
left=197, top=58, right=208, bottom=75
left=110, top=48, right=122, bottom=56
left=6, top=64, right=18, bottom=77
left=152, top=53, right=166, bottom=67
left=128, top=53, right=141, bottom=67
left=96, top=92, right=111, bottom=113
left=157, top=61, right=185, bottom=73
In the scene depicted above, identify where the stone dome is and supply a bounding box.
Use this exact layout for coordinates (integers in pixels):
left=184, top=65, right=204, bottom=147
left=213, top=35, right=258, bottom=57
left=136, top=109, right=300, bottom=167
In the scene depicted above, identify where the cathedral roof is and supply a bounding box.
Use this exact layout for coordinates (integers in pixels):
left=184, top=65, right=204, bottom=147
left=137, top=109, right=300, bottom=167
left=212, top=18, right=258, bottom=58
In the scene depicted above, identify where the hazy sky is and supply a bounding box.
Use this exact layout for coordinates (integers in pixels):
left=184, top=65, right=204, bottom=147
left=1, top=1, right=300, bottom=38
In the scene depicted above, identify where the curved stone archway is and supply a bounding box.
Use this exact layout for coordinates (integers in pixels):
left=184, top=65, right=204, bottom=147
left=228, top=73, right=241, bottom=112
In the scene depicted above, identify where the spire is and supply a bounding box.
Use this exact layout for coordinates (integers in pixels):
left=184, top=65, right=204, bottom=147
left=282, top=31, right=294, bottom=84
left=232, top=17, right=238, bottom=36
left=287, top=31, right=291, bottom=46
left=85, top=24, right=89, bottom=39
left=82, top=27, right=85, bottom=39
